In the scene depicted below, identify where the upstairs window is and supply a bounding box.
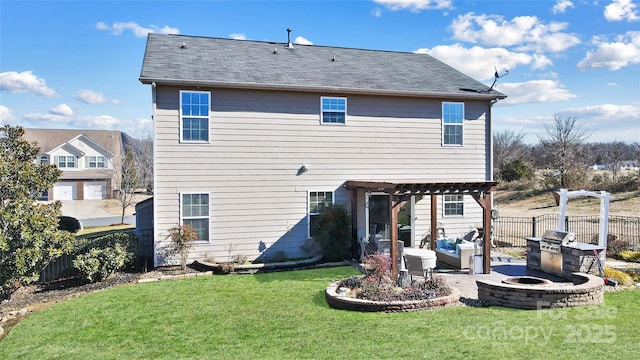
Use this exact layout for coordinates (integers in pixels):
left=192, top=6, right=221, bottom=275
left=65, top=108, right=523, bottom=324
left=442, top=102, right=464, bottom=145
left=321, top=97, right=346, bottom=124
left=308, top=191, right=334, bottom=238
left=88, top=156, right=106, bottom=168
left=56, top=155, right=76, bottom=168
left=180, top=90, right=210, bottom=142
left=443, top=194, right=464, bottom=216
left=39, top=156, right=49, bottom=165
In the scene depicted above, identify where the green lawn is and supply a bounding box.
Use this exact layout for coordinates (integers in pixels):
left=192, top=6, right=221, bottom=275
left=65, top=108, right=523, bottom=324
left=1, top=267, right=638, bottom=359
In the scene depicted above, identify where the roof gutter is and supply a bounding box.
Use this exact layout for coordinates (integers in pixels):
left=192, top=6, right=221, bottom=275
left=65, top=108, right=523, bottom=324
left=139, top=77, right=507, bottom=101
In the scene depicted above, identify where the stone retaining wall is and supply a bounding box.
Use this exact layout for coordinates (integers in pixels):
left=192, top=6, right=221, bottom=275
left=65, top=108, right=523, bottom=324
left=477, top=273, right=604, bottom=310
left=325, top=284, right=461, bottom=312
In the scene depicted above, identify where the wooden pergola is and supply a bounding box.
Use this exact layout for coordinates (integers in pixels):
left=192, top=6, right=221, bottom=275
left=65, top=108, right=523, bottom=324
left=345, top=180, right=498, bottom=276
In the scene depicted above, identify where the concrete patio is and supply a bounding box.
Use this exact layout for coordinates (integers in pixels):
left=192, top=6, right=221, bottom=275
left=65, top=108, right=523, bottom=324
left=424, top=252, right=566, bottom=299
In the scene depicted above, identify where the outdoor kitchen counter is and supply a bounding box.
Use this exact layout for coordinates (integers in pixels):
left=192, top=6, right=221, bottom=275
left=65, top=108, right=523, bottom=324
left=526, top=237, right=603, bottom=250
left=562, top=242, right=604, bottom=251
left=526, top=237, right=605, bottom=278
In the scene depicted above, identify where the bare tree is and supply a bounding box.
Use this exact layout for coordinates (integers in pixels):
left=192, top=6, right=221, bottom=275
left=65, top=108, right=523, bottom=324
left=603, top=141, right=628, bottom=182
left=132, top=136, right=153, bottom=193
left=113, top=148, right=139, bottom=224
left=493, top=129, right=530, bottom=181
left=633, top=142, right=640, bottom=185
left=538, top=114, right=590, bottom=189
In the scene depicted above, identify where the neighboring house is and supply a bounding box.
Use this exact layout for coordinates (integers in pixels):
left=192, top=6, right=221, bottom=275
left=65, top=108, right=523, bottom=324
left=139, top=33, right=506, bottom=267
left=23, top=129, right=129, bottom=201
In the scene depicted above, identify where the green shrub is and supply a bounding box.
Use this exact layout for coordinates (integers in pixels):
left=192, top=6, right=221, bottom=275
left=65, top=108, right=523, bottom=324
left=311, top=204, right=352, bottom=262
left=73, top=243, right=132, bottom=282
left=73, top=232, right=134, bottom=255
left=501, top=159, right=533, bottom=182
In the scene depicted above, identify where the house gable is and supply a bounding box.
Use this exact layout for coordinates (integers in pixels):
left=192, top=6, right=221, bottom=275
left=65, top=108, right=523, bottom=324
left=68, top=134, right=115, bottom=158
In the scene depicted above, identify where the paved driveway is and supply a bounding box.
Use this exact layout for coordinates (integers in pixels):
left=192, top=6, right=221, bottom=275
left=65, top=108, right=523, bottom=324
left=60, top=200, right=112, bottom=219
left=59, top=200, right=136, bottom=226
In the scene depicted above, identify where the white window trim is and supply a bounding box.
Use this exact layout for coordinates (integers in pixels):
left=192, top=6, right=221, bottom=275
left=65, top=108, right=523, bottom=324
left=307, top=190, right=335, bottom=238
left=320, top=96, right=347, bottom=125
left=179, top=192, right=211, bottom=243
left=55, top=155, right=77, bottom=169
left=87, top=155, right=107, bottom=169
left=179, top=90, right=211, bottom=143
left=441, top=102, right=464, bottom=147
left=442, top=194, right=464, bottom=217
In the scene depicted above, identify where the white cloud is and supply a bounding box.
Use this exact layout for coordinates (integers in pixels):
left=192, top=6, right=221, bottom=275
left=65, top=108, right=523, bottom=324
left=229, top=33, right=247, bottom=40
left=373, top=0, right=453, bottom=11
left=76, top=89, right=120, bottom=104
left=50, top=103, right=73, bottom=116
left=82, top=115, right=120, bottom=127
left=96, top=21, right=179, bottom=38
left=561, top=103, right=640, bottom=119
left=604, top=0, right=640, bottom=21
left=0, top=105, right=17, bottom=125
left=577, top=31, right=640, bottom=70
left=24, top=113, right=122, bottom=129
left=558, top=104, right=640, bottom=142
left=19, top=113, right=152, bottom=137
left=416, top=44, right=552, bottom=81
left=120, top=117, right=154, bottom=137
left=450, top=13, right=580, bottom=53
left=24, top=112, right=71, bottom=124
left=0, top=71, right=57, bottom=97
left=372, top=8, right=383, bottom=17
left=496, top=80, right=577, bottom=105
left=374, top=0, right=453, bottom=12
left=294, top=36, right=313, bottom=45
left=552, top=0, right=574, bottom=14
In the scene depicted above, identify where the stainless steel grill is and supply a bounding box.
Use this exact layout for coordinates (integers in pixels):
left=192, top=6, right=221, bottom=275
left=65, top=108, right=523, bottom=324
left=540, top=230, right=576, bottom=275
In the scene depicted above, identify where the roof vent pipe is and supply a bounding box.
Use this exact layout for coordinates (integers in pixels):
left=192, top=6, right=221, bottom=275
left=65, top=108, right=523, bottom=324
left=286, top=28, right=294, bottom=48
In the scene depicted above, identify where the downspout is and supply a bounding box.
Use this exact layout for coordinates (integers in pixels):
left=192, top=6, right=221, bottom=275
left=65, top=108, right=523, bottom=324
left=488, top=99, right=497, bottom=182
left=151, top=82, right=158, bottom=267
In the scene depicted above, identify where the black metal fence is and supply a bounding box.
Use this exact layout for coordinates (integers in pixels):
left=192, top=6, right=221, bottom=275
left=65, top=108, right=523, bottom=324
left=38, top=229, right=155, bottom=284
left=493, top=214, right=640, bottom=249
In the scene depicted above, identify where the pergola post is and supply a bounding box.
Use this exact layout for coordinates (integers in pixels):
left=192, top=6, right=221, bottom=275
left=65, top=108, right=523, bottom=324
left=471, top=190, right=493, bottom=274
left=389, top=194, right=399, bottom=278
left=351, top=189, right=358, bottom=260
left=430, top=194, right=438, bottom=250
left=483, top=191, right=492, bottom=274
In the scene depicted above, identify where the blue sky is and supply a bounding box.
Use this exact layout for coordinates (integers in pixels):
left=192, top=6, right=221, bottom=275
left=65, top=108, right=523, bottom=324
left=1, top=0, right=639, bottom=143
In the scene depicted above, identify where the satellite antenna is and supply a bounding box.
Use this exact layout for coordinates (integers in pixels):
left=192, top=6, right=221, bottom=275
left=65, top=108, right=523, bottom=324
left=488, top=66, right=509, bottom=92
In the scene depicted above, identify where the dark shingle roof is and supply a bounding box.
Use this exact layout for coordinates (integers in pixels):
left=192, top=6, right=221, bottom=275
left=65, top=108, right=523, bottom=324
left=140, top=33, right=505, bottom=100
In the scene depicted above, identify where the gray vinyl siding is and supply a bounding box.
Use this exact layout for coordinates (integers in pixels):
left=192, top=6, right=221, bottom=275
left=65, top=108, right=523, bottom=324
left=153, top=86, right=490, bottom=265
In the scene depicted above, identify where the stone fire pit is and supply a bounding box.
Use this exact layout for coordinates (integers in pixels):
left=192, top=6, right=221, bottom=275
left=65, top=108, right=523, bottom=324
left=477, top=273, right=604, bottom=310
